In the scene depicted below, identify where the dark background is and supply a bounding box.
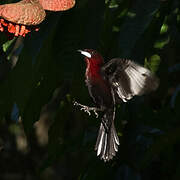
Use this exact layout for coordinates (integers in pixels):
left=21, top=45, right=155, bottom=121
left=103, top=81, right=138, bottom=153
left=0, top=0, right=180, bottom=179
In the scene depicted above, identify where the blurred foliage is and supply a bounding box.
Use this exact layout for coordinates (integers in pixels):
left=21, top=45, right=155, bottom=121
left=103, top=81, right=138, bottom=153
left=0, top=0, right=180, bottom=179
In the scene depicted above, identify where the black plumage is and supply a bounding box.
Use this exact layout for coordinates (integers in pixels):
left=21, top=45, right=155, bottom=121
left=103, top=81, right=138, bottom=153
left=74, top=49, right=159, bottom=162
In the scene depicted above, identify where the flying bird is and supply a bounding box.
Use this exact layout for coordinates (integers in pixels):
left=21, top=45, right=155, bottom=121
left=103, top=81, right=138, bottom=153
left=74, top=49, right=159, bottom=162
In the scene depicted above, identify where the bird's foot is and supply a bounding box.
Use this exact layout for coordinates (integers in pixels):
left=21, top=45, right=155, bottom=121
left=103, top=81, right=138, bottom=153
left=73, top=101, right=100, bottom=118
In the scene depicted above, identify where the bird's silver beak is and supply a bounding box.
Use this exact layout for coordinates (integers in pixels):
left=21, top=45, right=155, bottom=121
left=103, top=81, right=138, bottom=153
left=77, top=50, right=91, bottom=58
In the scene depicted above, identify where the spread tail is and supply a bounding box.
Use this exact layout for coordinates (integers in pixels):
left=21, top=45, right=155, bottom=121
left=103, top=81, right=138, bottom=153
left=95, top=109, right=119, bottom=162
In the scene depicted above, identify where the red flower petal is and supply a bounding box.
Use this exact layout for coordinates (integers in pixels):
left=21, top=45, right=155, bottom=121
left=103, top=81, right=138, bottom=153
left=39, top=0, right=75, bottom=11
left=0, top=19, right=8, bottom=26
left=0, top=18, right=40, bottom=37
left=8, top=23, right=16, bottom=33
left=0, top=0, right=46, bottom=25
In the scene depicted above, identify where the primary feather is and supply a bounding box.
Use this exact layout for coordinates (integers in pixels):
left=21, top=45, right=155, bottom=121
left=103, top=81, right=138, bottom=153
left=101, top=58, right=159, bottom=102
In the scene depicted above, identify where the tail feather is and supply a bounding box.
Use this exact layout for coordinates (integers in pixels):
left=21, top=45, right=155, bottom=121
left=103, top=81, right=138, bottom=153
left=95, top=116, right=119, bottom=162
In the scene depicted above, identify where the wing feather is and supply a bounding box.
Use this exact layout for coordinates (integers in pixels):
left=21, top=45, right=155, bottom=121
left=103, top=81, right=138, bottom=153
left=101, top=58, right=159, bottom=102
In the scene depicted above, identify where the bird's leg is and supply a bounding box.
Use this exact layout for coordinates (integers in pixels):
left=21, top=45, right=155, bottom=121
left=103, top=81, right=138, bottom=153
left=73, top=101, right=102, bottom=118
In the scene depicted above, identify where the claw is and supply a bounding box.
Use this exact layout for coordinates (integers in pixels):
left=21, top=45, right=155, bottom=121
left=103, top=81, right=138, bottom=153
left=73, top=100, right=100, bottom=118
left=93, top=110, right=99, bottom=118
left=80, top=107, right=91, bottom=116
left=73, top=101, right=78, bottom=106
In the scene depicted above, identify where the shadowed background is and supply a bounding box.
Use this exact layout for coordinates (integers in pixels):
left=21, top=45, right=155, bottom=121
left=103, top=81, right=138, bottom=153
left=0, top=0, right=180, bottom=179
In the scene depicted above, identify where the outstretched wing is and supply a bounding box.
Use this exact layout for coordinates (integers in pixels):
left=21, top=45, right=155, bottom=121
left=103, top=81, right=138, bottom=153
left=101, top=58, right=159, bottom=102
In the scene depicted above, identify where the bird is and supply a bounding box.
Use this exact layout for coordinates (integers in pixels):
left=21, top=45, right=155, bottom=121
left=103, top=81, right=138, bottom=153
left=74, top=49, right=159, bottom=162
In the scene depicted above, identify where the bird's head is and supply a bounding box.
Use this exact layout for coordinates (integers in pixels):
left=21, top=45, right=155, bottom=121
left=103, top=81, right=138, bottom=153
left=78, top=49, right=104, bottom=67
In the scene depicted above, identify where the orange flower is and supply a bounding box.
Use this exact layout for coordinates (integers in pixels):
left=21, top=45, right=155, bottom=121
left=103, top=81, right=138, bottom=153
left=0, top=0, right=45, bottom=37
left=0, top=0, right=76, bottom=37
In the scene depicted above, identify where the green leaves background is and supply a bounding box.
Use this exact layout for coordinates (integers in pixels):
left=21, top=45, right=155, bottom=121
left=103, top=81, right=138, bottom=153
left=0, top=0, right=180, bottom=179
